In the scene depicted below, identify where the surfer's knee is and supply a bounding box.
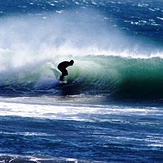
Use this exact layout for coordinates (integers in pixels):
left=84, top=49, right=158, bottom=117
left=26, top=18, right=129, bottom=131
left=63, top=70, right=68, bottom=76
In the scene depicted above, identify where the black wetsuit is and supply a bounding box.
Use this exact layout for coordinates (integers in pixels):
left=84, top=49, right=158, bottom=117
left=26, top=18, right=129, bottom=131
left=58, top=61, right=72, bottom=79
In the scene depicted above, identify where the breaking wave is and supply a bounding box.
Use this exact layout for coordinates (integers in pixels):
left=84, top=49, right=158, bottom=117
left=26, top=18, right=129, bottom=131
left=0, top=2, right=163, bottom=103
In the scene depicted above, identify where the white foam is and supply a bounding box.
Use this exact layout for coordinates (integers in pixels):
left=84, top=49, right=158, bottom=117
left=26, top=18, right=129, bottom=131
left=0, top=97, right=162, bottom=122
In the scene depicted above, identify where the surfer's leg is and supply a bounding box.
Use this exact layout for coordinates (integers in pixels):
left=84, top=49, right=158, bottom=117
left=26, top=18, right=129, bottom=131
left=59, top=69, right=68, bottom=81
left=62, top=69, right=68, bottom=76
left=60, top=75, right=64, bottom=81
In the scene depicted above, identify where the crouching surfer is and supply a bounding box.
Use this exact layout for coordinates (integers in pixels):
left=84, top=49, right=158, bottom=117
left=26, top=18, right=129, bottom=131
left=57, top=60, right=74, bottom=81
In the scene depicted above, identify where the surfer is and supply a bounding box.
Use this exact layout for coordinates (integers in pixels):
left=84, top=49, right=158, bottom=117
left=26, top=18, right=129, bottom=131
left=58, top=60, right=74, bottom=81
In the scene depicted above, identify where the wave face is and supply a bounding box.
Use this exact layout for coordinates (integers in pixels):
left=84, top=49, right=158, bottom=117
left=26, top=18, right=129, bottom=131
left=1, top=56, right=163, bottom=103
left=0, top=0, right=163, bottom=103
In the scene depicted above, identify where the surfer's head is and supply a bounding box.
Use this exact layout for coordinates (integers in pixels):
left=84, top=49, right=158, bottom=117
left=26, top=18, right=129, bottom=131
left=70, top=60, right=74, bottom=65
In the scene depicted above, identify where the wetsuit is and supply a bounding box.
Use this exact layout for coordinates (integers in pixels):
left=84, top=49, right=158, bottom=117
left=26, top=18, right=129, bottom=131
left=58, top=61, right=73, bottom=80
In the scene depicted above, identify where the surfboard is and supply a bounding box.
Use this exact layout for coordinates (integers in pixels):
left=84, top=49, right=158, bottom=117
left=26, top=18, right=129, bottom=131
left=58, top=77, right=67, bottom=84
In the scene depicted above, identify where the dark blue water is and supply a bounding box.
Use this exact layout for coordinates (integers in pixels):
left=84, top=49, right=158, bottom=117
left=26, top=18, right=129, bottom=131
left=0, top=0, right=163, bottom=162
left=0, top=100, right=163, bottom=162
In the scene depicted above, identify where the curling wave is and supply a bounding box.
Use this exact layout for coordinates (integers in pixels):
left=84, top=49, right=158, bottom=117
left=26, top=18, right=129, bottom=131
left=0, top=0, right=163, bottom=103
left=1, top=55, right=163, bottom=103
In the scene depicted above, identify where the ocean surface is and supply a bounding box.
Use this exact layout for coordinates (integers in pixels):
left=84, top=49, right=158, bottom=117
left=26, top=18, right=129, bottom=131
left=0, top=0, right=163, bottom=162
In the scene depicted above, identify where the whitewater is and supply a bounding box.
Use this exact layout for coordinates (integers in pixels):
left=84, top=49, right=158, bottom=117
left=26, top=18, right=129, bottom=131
left=0, top=0, right=163, bottom=162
